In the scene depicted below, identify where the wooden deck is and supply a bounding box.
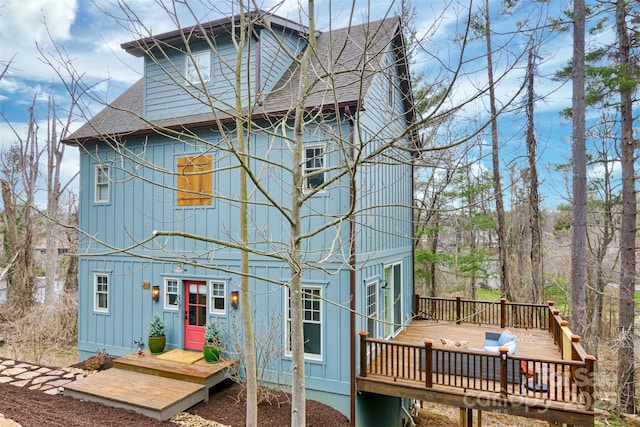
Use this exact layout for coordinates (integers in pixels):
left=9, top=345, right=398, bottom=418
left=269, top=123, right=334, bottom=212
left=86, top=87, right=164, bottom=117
left=396, top=320, right=562, bottom=360
left=64, top=350, right=237, bottom=421
left=357, top=297, right=596, bottom=427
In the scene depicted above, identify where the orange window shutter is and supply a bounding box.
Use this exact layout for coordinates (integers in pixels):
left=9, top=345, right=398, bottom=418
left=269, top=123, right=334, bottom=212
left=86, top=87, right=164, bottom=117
left=177, top=155, right=213, bottom=206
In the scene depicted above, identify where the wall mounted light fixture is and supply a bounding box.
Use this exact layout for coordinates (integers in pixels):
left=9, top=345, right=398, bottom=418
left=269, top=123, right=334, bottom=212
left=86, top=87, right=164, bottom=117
left=151, top=285, right=160, bottom=301
left=172, top=262, right=187, bottom=273
left=230, top=291, right=239, bottom=309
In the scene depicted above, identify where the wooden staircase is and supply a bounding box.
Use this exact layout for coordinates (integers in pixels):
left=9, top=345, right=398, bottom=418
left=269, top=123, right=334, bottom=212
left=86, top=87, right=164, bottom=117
left=63, top=350, right=237, bottom=421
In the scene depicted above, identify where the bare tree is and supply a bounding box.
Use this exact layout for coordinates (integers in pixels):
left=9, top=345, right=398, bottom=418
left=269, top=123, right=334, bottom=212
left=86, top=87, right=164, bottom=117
left=615, top=0, right=636, bottom=413
left=481, top=0, right=512, bottom=302
left=570, top=0, right=588, bottom=346
left=1, top=101, right=41, bottom=315
left=524, top=45, right=542, bottom=303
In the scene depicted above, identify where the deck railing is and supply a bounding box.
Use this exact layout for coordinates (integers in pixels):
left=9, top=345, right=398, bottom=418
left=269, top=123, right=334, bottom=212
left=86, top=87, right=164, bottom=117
left=359, top=331, right=596, bottom=411
left=414, top=295, right=551, bottom=330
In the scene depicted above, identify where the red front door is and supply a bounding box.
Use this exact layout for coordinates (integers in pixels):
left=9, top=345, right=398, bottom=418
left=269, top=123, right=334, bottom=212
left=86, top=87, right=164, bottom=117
left=184, top=280, right=207, bottom=350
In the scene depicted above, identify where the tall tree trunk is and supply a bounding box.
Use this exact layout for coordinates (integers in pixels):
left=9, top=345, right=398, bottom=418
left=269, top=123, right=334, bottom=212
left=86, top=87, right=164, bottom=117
left=484, top=0, right=512, bottom=301
left=570, top=0, right=588, bottom=346
left=616, top=0, right=636, bottom=414
left=429, top=212, right=439, bottom=297
left=45, top=96, right=64, bottom=305
left=525, top=47, right=542, bottom=304
left=233, top=8, right=258, bottom=425
left=290, top=2, right=316, bottom=425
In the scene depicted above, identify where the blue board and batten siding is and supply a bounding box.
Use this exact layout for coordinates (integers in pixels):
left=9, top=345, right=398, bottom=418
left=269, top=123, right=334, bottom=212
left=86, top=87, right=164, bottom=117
left=76, top=18, right=413, bottom=425
left=353, top=43, right=415, bottom=427
left=77, top=122, right=355, bottom=414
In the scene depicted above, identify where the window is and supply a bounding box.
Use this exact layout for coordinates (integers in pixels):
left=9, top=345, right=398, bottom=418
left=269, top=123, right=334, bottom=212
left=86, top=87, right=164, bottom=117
left=165, top=278, right=179, bottom=310
left=186, top=50, right=211, bottom=84
left=304, top=146, right=325, bottom=190
left=209, top=280, right=225, bottom=314
left=366, top=281, right=378, bottom=338
left=387, top=74, right=395, bottom=109
left=177, top=155, right=213, bottom=206
left=94, top=274, right=109, bottom=313
left=286, top=287, right=322, bottom=359
left=95, top=165, right=109, bottom=203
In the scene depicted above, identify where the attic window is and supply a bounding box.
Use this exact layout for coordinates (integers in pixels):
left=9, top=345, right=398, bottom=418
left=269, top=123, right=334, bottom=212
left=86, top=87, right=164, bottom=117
left=186, top=50, right=211, bottom=84
left=387, top=73, right=395, bottom=110
left=176, top=155, right=213, bottom=206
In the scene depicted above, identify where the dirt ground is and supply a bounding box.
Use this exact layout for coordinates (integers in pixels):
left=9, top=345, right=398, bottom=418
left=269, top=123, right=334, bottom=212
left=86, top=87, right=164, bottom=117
left=0, top=377, right=350, bottom=427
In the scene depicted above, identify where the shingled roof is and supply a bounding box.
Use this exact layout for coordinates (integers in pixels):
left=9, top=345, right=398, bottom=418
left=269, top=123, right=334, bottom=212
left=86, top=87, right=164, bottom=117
left=63, top=14, right=405, bottom=145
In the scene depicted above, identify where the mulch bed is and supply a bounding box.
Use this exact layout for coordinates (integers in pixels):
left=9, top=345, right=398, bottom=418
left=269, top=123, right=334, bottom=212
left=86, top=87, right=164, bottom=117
left=1, top=357, right=349, bottom=427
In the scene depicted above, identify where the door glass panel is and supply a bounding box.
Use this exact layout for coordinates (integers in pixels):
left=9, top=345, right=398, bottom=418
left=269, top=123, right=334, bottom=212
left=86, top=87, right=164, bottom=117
left=189, top=306, right=197, bottom=325
left=197, top=306, right=206, bottom=326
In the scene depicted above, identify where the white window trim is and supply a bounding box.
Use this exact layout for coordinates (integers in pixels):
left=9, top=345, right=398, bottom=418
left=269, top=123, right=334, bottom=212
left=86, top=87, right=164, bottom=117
left=164, top=278, right=179, bottom=310
left=366, top=280, right=378, bottom=339
left=285, top=286, right=323, bottom=361
left=209, top=280, right=226, bottom=315
left=387, top=72, right=396, bottom=110
left=303, top=145, right=326, bottom=192
left=95, top=164, right=109, bottom=203
left=186, top=50, right=211, bottom=84
left=93, top=273, right=109, bottom=313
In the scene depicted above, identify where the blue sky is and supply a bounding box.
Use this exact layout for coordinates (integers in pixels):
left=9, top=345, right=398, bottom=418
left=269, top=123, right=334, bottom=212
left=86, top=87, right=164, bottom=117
left=0, top=0, right=586, bottom=210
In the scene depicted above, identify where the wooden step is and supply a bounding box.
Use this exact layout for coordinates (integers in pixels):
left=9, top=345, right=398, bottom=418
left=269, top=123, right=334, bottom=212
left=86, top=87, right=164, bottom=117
left=114, top=350, right=236, bottom=389
left=63, top=368, right=205, bottom=421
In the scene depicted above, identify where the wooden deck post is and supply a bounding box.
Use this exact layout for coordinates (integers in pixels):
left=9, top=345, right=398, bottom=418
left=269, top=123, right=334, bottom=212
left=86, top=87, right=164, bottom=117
left=499, top=347, right=509, bottom=399
left=359, top=331, right=368, bottom=378
left=500, top=298, right=506, bottom=329
left=456, top=296, right=461, bottom=324
left=584, top=355, right=596, bottom=411
left=414, top=293, right=420, bottom=319
left=570, top=335, right=581, bottom=391
left=424, top=339, right=433, bottom=388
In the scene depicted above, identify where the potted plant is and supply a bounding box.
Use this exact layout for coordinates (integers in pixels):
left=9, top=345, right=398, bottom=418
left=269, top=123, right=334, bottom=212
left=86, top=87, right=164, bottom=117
left=147, top=314, right=167, bottom=354
left=202, top=319, right=222, bottom=363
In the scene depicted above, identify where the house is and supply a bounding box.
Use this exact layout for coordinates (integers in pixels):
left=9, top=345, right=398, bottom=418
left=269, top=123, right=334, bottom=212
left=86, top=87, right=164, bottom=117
left=63, top=10, right=416, bottom=426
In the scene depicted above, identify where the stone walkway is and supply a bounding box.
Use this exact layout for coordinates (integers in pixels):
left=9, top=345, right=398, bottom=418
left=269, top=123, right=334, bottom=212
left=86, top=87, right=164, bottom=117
left=0, top=356, right=228, bottom=427
left=0, top=356, right=88, bottom=427
left=0, top=356, right=86, bottom=395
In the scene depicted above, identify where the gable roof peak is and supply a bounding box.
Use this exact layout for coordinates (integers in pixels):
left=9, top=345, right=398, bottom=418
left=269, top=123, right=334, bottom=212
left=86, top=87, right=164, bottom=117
left=121, top=9, right=311, bottom=58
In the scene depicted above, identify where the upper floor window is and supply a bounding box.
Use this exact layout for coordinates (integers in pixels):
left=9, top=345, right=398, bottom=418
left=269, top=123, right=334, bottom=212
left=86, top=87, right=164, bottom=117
left=95, top=165, right=109, bottom=203
left=209, top=280, right=226, bottom=314
left=387, top=73, right=396, bottom=110
left=164, top=278, right=179, bottom=310
left=177, top=155, right=213, bottom=206
left=94, top=274, right=109, bottom=313
left=186, top=51, right=211, bottom=84
left=304, top=146, right=325, bottom=190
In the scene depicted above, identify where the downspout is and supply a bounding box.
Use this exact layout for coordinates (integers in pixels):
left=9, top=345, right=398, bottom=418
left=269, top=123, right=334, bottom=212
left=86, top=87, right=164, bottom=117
left=347, top=106, right=357, bottom=427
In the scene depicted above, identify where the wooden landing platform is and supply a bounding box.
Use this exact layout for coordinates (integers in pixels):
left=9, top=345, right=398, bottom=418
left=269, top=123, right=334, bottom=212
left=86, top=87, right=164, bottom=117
left=114, top=350, right=237, bottom=391
left=64, top=368, right=204, bottom=420
left=63, top=351, right=237, bottom=420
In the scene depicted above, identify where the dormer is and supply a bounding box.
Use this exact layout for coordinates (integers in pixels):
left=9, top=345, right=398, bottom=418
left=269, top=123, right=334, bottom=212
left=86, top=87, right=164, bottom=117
left=121, top=11, right=308, bottom=121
